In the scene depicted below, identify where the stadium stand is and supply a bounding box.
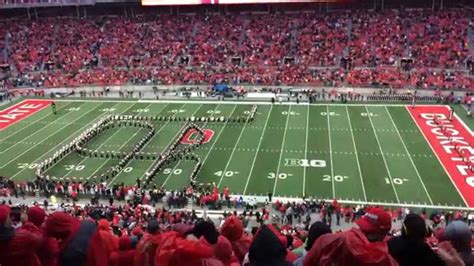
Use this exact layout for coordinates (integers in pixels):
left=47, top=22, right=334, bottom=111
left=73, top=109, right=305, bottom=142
left=1, top=10, right=473, bottom=90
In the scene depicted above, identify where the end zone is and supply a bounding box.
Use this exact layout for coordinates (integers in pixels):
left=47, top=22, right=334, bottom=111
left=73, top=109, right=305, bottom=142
left=0, top=99, right=53, bottom=131
left=407, top=105, right=474, bottom=207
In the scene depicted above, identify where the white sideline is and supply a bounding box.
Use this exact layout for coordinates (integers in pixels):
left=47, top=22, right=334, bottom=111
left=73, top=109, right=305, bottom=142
left=32, top=98, right=446, bottom=107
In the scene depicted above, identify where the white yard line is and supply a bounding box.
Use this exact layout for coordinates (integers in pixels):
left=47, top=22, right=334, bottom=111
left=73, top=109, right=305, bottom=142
left=1, top=103, right=99, bottom=168
left=88, top=128, right=144, bottom=180
left=61, top=103, right=144, bottom=178
left=243, top=105, right=273, bottom=195
left=302, top=105, right=309, bottom=196
left=405, top=105, right=469, bottom=207
left=146, top=103, right=203, bottom=184
left=272, top=105, right=291, bottom=196
left=9, top=102, right=122, bottom=179
left=0, top=103, right=88, bottom=155
left=59, top=104, right=142, bottom=179
left=385, top=106, right=433, bottom=205
left=345, top=106, right=367, bottom=201
left=217, top=107, right=251, bottom=188
left=326, top=105, right=336, bottom=199
left=365, top=106, right=400, bottom=203
left=105, top=103, right=174, bottom=185
left=119, top=103, right=196, bottom=184
left=0, top=102, right=74, bottom=142
left=162, top=104, right=227, bottom=187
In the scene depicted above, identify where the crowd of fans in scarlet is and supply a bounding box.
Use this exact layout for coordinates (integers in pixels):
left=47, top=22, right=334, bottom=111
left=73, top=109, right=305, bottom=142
left=1, top=9, right=473, bottom=90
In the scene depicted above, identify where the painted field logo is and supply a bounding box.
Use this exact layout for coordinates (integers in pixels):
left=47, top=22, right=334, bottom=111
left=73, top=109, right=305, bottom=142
left=0, top=100, right=52, bottom=130
left=181, top=129, right=215, bottom=144
left=285, top=158, right=326, bottom=167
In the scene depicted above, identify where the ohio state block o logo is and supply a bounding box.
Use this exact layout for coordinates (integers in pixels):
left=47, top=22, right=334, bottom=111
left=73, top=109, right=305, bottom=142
left=181, top=129, right=215, bottom=144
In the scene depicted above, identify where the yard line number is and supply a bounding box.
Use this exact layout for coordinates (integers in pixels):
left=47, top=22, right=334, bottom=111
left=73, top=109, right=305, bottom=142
left=282, top=111, right=299, bottom=116
left=17, top=163, right=40, bottom=169
left=163, top=168, right=182, bottom=175
left=323, top=175, right=349, bottom=182
left=267, top=172, right=292, bottom=180
left=385, top=178, right=409, bottom=185
left=214, top=170, right=239, bottom=177
left=64, top=164, right=85, bottom=171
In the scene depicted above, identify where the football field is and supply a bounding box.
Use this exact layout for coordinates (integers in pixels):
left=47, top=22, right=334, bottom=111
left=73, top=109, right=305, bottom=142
left=1, top=99, right=473, bottom=210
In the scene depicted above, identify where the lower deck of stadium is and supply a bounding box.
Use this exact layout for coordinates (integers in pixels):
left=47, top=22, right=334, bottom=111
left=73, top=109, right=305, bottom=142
left=1, top=99, right=472, bottom=209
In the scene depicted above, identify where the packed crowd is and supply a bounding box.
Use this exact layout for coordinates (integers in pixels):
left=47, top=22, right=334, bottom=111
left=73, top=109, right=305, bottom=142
left=1, top=10, right=473, bottom=90
left=1, top=172, right=474, bottom=265
left=0, top=193, right=473, bottom=266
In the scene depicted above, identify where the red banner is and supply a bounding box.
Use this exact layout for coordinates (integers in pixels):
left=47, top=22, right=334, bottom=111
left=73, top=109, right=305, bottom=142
left=0, top=99, right=52, bottom=131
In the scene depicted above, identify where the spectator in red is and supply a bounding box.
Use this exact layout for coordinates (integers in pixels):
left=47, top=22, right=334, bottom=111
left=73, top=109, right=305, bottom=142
left=110, top=235, right=136, bottom=266
left=214, top=235, right=240, bottom=266
left=27, top=206, right=60, bottom=266
left=220, top=215, right=252, bottom=263
left=133, top=219, right=161, bottom=266
left=97, top=219, right=119, bottom=259
left=154, top=231, right=219, bottom=266
left=44, top=211, right=108, bottom=266
left=388, top=213, right=444, bottom=266
left=0, top=205, right=43, bottom=266
left=303, top=207, right=398, bottom=266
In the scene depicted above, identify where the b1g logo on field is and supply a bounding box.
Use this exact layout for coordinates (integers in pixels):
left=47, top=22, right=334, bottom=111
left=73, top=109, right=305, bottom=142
left=181, top=129, right=215, bottom=144
left=285, top=158, right=326, bottom=168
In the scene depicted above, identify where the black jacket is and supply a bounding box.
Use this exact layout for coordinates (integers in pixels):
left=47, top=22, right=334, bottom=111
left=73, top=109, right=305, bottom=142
left=388, top=236, right=445, bottom=266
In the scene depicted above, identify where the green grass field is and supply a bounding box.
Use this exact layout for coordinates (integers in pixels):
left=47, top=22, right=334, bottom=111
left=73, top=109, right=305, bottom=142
left=0, top=99, right=471, bottom=209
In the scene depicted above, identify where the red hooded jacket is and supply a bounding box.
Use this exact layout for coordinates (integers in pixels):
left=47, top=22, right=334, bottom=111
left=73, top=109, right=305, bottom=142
left=304, top=228, right=398, bottom=266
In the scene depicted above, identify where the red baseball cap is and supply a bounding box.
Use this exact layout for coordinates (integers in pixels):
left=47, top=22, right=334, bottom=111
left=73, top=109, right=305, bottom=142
left=356, top=207, right=392, bottom=234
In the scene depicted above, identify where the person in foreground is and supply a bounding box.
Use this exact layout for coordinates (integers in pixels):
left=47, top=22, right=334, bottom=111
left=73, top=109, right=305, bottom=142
left=388, top=213, right=445, bottom=266
left=303, top=207, right=398, bottom=266
left=0, top=205, right=43, bottom=266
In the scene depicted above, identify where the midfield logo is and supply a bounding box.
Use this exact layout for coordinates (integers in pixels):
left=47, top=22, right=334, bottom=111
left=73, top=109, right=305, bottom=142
left=285, top=158, right=326, bottom=167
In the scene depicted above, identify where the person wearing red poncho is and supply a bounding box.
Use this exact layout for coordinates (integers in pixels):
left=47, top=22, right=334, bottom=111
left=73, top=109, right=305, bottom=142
left=110, top=235, right=136, bottom=266
left=0, top=205, right=43, bottom=266
left=97, top=219, right=119, bottom=259
left=303, top=207, right=398, bottom=266
left=134, top=219, right=161, bottom=266
left=44, top=212, right=108, bottom=266
left=220, top=215, right=253, bottom=263
left=26, top=206, right=60, bottom=266
left=154, top=231, right=222, bottom=266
